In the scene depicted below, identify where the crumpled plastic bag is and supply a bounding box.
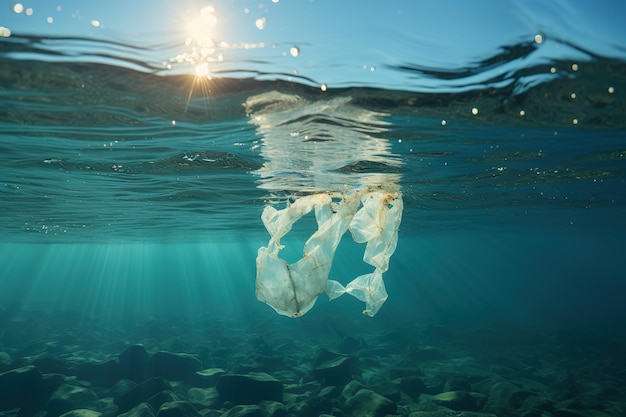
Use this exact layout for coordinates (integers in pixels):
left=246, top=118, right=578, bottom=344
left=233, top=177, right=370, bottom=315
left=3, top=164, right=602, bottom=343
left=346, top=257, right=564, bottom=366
left=256, top=188, right=402, bottom=317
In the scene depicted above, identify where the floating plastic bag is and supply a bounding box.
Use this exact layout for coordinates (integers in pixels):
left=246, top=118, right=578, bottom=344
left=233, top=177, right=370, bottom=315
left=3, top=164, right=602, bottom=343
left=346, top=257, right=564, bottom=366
left=256, top=188, right=402, bottom=317
left=327, top=269, right=387, bottom=317
left=350, top=192, right=402, bottom=271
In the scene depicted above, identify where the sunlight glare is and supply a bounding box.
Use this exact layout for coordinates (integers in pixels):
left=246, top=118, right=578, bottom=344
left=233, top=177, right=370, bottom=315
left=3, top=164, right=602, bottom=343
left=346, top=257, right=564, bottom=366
left=169, top=5, right=227, bottom=101
left=195, top=62, right=211, bottom=78
left=175, top=6, right=222, bottom=80
left=187, top=6, right=217, bottom=45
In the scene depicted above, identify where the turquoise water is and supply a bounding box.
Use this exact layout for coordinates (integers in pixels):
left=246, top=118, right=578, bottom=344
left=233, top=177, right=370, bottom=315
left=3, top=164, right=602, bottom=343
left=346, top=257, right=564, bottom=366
left=1, top=3, right=626, bottom=416
left=1, top=30, right=625, bottom=323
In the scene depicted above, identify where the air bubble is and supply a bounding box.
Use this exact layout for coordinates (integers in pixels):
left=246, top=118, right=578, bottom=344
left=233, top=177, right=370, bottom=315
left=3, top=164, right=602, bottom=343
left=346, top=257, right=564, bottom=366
left=13, top=3, right=24, bottom=14
left=320, top=83, right=327, bottom=92
left=255, top=17, right=266, bottom=30
left=289, top=46, right=299, bottom=57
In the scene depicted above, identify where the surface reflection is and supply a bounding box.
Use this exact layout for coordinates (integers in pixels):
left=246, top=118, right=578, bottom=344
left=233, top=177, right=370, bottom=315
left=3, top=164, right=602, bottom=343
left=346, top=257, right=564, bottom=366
left=244, top=91, right=402, bottom=193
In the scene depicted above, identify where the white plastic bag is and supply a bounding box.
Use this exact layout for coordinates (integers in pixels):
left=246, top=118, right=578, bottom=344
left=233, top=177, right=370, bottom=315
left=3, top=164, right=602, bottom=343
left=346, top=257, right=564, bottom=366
left=256, top=189, right=402, bottom=317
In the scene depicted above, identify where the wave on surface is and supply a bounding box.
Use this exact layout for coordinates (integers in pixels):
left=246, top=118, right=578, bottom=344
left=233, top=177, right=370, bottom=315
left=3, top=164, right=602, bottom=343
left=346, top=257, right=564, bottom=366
left=1, top=33, right=625, bottom=242
left=2, top=32, right=625, bottom=94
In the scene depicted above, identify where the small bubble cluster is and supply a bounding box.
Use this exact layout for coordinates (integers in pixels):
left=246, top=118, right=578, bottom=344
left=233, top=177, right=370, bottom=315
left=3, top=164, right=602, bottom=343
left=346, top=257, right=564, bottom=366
left=11, top=3, right=101, bottom=29
left=255, top=17, right=266, bottom=30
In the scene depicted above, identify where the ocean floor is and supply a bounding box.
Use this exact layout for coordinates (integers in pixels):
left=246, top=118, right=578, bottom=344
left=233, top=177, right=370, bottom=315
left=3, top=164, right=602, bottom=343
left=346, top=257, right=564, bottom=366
left=0, top=309, right=624, bottom=417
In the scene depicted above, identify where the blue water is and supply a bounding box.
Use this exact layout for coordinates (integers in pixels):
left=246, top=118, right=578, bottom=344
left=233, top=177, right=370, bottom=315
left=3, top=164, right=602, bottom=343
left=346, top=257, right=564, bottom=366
left=1, top=3, right=626, bottom=415
left=1, top=25, right=626, bottom=323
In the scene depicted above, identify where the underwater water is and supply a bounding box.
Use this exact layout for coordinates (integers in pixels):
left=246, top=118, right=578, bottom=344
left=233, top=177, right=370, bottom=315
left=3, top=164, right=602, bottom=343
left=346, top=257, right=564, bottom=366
left=1, top=1, right=626, bottom=416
